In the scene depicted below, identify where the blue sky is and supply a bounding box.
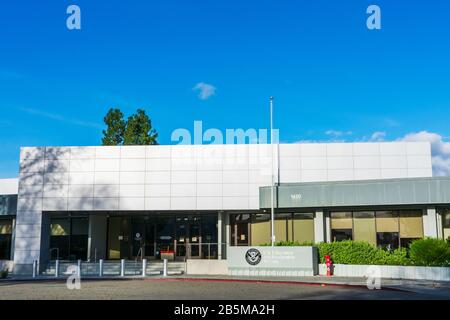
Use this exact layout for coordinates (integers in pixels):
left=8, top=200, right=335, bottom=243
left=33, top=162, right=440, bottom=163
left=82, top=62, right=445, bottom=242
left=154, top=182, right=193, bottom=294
left=1, top=0, right=450, bottom=178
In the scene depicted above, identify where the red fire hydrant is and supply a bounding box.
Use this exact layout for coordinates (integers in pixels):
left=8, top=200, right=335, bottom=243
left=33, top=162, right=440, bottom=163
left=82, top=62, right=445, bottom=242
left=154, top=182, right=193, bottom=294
left=325, top=255, right=333, bottom=277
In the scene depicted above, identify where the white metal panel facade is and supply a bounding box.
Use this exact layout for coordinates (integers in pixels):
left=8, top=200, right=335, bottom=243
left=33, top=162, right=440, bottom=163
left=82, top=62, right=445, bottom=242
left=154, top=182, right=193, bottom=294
left=13, top=142, right=432, bottom=270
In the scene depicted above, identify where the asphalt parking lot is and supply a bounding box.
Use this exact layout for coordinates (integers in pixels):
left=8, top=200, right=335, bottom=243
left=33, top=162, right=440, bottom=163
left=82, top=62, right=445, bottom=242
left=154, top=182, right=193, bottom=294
left=0, top=278, right=449, bottom=300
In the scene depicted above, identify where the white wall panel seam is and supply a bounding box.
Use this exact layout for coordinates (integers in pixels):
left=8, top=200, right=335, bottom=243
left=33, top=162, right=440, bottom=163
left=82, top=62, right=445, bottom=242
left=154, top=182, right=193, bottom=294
left=144, top=148, right=148, bottom=208
left=118, top=147, right=122, bottom=210
left=66, top=147, right=72, bottom=211
left=325, top=143, right=329, bottom=181
left=406, top=150, right=410, bottom=177
left=169, top=146, right=173, bottom=210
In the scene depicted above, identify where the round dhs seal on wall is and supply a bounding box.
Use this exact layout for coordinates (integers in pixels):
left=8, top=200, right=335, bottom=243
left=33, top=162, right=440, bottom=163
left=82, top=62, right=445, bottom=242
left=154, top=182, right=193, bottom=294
left=245, top=248, right=262, bottom=266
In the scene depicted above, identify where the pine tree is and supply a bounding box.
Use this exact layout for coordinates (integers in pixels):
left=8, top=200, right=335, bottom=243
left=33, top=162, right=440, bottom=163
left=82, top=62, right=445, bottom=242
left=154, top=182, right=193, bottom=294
left=101, top=108, right=126, bottom=145
left=123, top=109, right=158, bottom=145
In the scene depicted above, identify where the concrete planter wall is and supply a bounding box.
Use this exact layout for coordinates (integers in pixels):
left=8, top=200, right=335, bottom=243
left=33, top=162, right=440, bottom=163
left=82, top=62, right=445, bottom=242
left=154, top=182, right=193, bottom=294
left=227, top=246, right=318, bottom=277
left=319, top=264, right=450, bottom=281
left=0, top=260, right=13, bottom=273
left=186, top=260, right=228, bottom=275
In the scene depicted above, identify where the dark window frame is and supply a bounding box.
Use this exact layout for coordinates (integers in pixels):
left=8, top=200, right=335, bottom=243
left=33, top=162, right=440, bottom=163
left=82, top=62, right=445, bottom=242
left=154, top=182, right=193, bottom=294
left=49, top=216, right=88, bottom=260
left=0, top=218, right=13, bottom=260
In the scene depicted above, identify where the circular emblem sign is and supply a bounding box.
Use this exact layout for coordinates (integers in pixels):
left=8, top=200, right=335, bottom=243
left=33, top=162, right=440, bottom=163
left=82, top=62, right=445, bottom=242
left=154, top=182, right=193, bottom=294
left=245, top=248, right=262, bottom=266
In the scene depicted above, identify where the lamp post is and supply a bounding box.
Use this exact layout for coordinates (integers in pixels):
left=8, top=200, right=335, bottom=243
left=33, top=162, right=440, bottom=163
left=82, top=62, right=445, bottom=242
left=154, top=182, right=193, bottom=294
left=270, top=96, right=275, bottom=247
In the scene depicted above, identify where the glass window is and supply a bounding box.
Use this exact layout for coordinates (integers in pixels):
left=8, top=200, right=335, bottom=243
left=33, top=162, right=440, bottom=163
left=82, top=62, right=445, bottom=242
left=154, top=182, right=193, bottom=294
left=331, top=212, right=353, bottom=242
left=71, top=218, right=88, bottom=235
left=201, top=216, right=218, bottom=259
left=0, top=219, right=13, bottom=235
left=400, top=238, right=417, bottom=249
left=69, top=235, right=88, bottom=260
left=377, top=232, right=399, bottom=251
left=331, top=229, right=353, bottom=241
left=353, top=211, right=376, bottom=245
left=49, top=217, right=88, bottom=260
left=0, top=219, right=12, bottom=260
left=231, top=214, right=250, bottom=246
left=236, top=223, right=249, bottom=246
left=0, top=234, right=11, bottom=260
left=201, top=215, right=217, bottom=244
left=232, top=214, right=251, bottom=223
left=439, top=209, right=450, bottom=243
left=0, top=195, right=17, bottom=215
left=331, top=212, right=353, bottom=229
left=293, top=213, right=314, bottom=243
left=250, top=214, right=270, bottom=246
left=108, top=217, right=122, bottom=259
left=399, top=210, right=423, bottom=239
left=156, top=217, right=175, bottom=253
left=49, top=234, right=70, bottom=260
left=51, top=219, right=70, bottom=236
left=376, top=211, right=399, bottom=232
left=50, top=218, right=70, bottom=260
left=275, top=213, right=291, bottom=242
left=131, top=217, right=145, bottom=257
left=69, top=217, right=88, bottom=260
left=376, top=211, right=399, bottom=250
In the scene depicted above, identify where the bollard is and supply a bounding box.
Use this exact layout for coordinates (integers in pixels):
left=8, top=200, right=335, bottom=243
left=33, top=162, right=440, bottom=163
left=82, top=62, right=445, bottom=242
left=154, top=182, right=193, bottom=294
left=120, top=259, right=125, bottom=277
left=55, top=259, right=60, bottom=278
left=77, top=259, right=82, bottom=277
left=142, top=259, right=147, bottom=277
left=163, top=258, right=168, bottom=277
left=32, top=260, right=37, bottom=278
left=99, top=259, right=103, bottom=277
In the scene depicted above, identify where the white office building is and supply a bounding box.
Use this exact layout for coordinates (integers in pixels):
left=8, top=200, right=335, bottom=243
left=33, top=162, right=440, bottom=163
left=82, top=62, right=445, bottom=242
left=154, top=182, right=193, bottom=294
left=1, top=142, right=449, bottom=275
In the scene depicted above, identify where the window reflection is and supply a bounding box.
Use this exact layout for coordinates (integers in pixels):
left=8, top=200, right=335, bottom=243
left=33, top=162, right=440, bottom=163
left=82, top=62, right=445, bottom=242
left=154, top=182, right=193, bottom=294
left=0, top=219, right=13, bottom=260
left=329, top=210, right=424, bottom=249
left=49, top=217, right=88, bottom=260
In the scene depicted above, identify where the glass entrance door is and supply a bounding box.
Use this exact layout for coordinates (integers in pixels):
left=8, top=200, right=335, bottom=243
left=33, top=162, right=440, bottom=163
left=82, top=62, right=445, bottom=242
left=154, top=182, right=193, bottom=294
left=131, top=219, right=156, bottom=259
left=176, top=223, right=187, bottom=258
left=131, top=219, right=144, bottom=258
left=144, top=223, right=156, bottom=258
left=189, top=223, right=201, bottom=258
left=175, top=219, right=201, bottom=259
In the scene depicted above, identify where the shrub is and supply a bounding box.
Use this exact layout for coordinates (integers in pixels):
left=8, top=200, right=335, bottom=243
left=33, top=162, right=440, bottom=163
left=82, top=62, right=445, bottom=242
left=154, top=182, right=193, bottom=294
left=261, top=240, right=412, bottom=265
left=409, top=238, right=450, bottom=267
left=260, top=240, right=314, bottom=247
left=318, top=242, right=413, bottom=265
left=258, top=239, right=450, bottom=266
left=318, top=241, right=398, bottom=265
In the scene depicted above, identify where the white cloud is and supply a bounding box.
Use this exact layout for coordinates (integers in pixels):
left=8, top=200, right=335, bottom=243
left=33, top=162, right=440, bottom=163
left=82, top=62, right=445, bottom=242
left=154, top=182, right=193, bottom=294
left=369, top=131, right=386, bottom=142
left=325, top=130, right=353, bottom=140
left=21, top=107, right=102, bottom=129
left=400, top=131, right=450, bottom=176
left=325, top=130, right=344, bottom=137
left=193, top=82, right=216, bottom=100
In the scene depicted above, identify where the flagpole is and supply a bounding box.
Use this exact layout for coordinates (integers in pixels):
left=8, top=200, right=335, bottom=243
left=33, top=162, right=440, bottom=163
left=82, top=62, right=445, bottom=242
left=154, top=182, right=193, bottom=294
left=270, top=96, right=275, bottom=247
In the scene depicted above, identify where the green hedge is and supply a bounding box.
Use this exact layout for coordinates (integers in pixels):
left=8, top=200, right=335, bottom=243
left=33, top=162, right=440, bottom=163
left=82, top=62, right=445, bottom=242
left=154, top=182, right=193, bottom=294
left=259, top=238, right=450, bottom=267
left=260, top=240, right=314, bottom=247
left=317, top=241, right=410, bottom=266
left=409, top=238, right=450, bottom=267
